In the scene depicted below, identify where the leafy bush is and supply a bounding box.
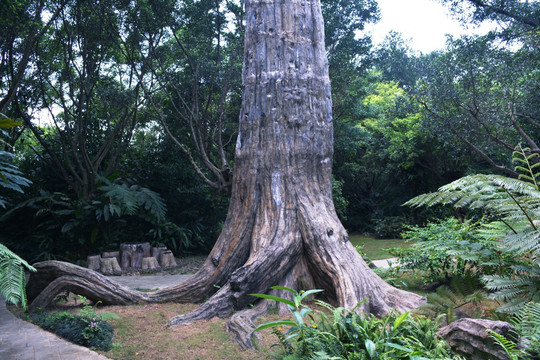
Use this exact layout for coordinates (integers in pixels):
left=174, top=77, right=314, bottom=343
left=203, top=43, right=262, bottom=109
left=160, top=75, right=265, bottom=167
left=252, top=287, right=459, bottom=359
left=27, top=296, right=116, bottom=351
left=395, top=218, right=514, bottom=285
left=405, top=147, right=540, bottom=312
left=372, top=216, right=408, bottom=239
left=0, top=176, right=170, bottom=262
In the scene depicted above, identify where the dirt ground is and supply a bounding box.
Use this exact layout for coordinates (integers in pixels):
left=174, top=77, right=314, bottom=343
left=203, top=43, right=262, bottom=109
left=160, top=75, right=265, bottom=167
left=95, top=302, right=281, bottom=360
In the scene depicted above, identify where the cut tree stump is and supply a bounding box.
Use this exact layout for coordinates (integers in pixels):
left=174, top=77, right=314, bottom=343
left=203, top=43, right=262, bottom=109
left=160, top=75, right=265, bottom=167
left=437, top=318, right=516, bottom=360
left=159, top=250, right=177, bottom=268
left=151, top=246, right=167, bottom=259
left=120, top=243, right=151, bottom=269
left=100, top=257, right=122, bottom=275
left=86, top=255, right=101, bottom=271
left=102, top=251, right=120, bottom=264
left=142, top=257, right=160, bottom=271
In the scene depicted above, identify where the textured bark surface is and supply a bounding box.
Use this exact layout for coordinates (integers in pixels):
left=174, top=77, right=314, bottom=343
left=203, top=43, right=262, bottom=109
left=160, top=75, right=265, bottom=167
left=159, top=250, right=177, bottom=268
left=437, top=318, right=515, bottom=360
left=26, top=0, right=423, bottom=348
left=86, top=255, right=101, bottom=271
left=99, top=257, right=122, bottom=275
left=120, top=243, right=151, bottom=269
left=141, top=257, right=160, bottom=271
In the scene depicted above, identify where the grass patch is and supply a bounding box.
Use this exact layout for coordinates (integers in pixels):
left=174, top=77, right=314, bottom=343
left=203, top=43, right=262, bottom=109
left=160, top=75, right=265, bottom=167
left=350, top=234, right=414, bottom=260
left=96, top=303, right=274, bottom=360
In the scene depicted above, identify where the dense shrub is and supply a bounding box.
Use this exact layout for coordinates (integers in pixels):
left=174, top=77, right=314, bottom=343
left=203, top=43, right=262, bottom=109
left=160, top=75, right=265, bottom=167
left=253, top=287, right=459, bottom=359
left=372, top=216, right=408, bottom=239
left=29, top=311, right=114, bottom=350
left=26, top=296, right=115, bottom=351
left=392, top=218, right=516, bottom=285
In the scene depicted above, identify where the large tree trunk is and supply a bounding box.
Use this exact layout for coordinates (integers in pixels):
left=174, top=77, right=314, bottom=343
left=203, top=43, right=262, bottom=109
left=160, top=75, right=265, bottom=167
left=26, top=0, right=423, bottom=348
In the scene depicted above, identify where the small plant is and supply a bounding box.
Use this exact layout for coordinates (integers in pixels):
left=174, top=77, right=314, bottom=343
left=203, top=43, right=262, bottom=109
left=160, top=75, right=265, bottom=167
left=489, top=302, right=540, bottom=360
left=251, top=287, right=459, bottom=359
left=27, top=295, right=117, bottom=351
left=251, top=286, right=323, bottom=352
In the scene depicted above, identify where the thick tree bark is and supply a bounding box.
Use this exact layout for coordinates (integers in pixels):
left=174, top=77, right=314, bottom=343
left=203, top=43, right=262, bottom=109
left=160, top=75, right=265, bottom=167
left=26, top=0, right=423, bottom=348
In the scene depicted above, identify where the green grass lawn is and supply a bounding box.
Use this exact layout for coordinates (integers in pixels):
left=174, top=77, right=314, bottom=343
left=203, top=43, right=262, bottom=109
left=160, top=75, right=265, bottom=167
left=349, top=235, right=414, bottom=260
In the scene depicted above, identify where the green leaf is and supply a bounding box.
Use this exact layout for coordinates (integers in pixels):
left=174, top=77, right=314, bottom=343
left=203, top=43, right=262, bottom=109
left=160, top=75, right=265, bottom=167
left=249, top=293, right=295, bottom=308
left=270, top=285, right=298, bottom=294
left=0, top=117, right=22, bottom=129
left=253, top=320, right=296, bottom=332
left=384, top=342, right=413, bottom=353
left=365, top=339, right=376, bottom=358
left=393, top=311, right=410, bottom=330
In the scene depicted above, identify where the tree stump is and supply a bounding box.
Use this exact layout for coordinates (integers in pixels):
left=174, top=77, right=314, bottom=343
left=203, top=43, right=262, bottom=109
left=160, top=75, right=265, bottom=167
left=151, top=247, right=167, bottom=260
left=120, top=243, right=151, bottom=269
left=142, top=257, right=160, bottom=271
left=100, top=257, right=122, bottom=275
left=437, top=318, right=516, bottom=360
left=159, top=250, right=177, bottom=268
left=86, top=255, right=101, bottom=271
left=102, top=251, right=120, bottom=264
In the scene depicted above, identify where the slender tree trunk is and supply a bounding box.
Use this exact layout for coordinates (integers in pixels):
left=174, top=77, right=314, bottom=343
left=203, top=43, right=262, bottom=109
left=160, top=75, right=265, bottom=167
left=26, top=0, right=423, bottom=348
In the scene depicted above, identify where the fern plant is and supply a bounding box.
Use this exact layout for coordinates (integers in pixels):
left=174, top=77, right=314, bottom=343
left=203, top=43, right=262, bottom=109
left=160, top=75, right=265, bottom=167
left=489, top=302, right=540, bottom=360
left=405, top=146, right=540, bottom=313
left=414, top=275, right=487, bottom=324
left=0, top=243, right=36, bottom=309
left=0, top=114, right=35, bottom=309
left=0, top=114, right=31, bottom=208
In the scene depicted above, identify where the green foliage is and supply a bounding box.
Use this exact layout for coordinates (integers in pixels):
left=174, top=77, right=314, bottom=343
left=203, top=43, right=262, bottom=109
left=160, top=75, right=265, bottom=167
left=489, top=302, right=540, bottom=360
left=414, top=276, right=487, bottom=325
left=0, top=243, right=35, bottom=309
left=252, top=288, right=458, bottom=359
left=27, top=295, right=117, bottom=351
left=404, top=149, right=540, bottom=312
left=0, top=176, right=170, bottom=262
left=397, top=218, right=510, bottom=285
left=0, top=113, right=31, bottom=208
left=372, top=216, right=408, bottom=239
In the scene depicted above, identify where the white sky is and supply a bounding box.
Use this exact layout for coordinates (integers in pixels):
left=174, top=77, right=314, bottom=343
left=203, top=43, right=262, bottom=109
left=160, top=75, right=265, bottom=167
left=367, top=0, right=496, bottom=53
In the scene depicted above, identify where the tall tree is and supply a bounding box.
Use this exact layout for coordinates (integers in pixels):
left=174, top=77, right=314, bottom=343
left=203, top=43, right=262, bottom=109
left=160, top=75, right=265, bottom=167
left=19, top=0, right=150, bottom=200
left=27, top=0, right=423, bottom=348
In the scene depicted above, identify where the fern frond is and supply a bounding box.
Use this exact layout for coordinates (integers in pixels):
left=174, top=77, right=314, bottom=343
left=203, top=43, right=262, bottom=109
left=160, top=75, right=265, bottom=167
left=0, top=243, right=36, bottom=310
left=132, top=185, right=167, bottom=222
left=99, top=183, right=139, bottom=215
left=487, top=330, right=520, bottom=360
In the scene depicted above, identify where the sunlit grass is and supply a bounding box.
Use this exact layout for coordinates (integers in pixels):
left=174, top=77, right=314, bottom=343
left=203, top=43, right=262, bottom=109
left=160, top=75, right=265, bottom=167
left=349, top=234, right=414, bottom=260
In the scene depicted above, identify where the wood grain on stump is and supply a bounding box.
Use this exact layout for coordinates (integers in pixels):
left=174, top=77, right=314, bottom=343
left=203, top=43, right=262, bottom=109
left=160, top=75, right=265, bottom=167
left=120, top=243, right=151, bottom=269
left=142, top=257, right=160, bottom=270
left=100, top=257, right=122, bottom=275
left=86, top=255, right=101, bottom=271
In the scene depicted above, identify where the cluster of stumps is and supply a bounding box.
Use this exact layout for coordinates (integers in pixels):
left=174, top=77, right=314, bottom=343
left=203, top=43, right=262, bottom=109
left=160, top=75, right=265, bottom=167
left=85, top=242, right=177, bottom=275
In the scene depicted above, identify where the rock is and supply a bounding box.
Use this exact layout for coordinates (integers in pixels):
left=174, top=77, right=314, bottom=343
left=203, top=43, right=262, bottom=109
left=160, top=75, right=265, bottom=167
left=120, top=243, right=151, bottom=269
left=437, top=318, right=516, bottom=360
left=159, top=250, right=177, bottom=268
left=86, top=255, right=101, bottom=271
left=142, top=257, right=160, bottom=271
left=100, top=257, right=122, bottom=275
